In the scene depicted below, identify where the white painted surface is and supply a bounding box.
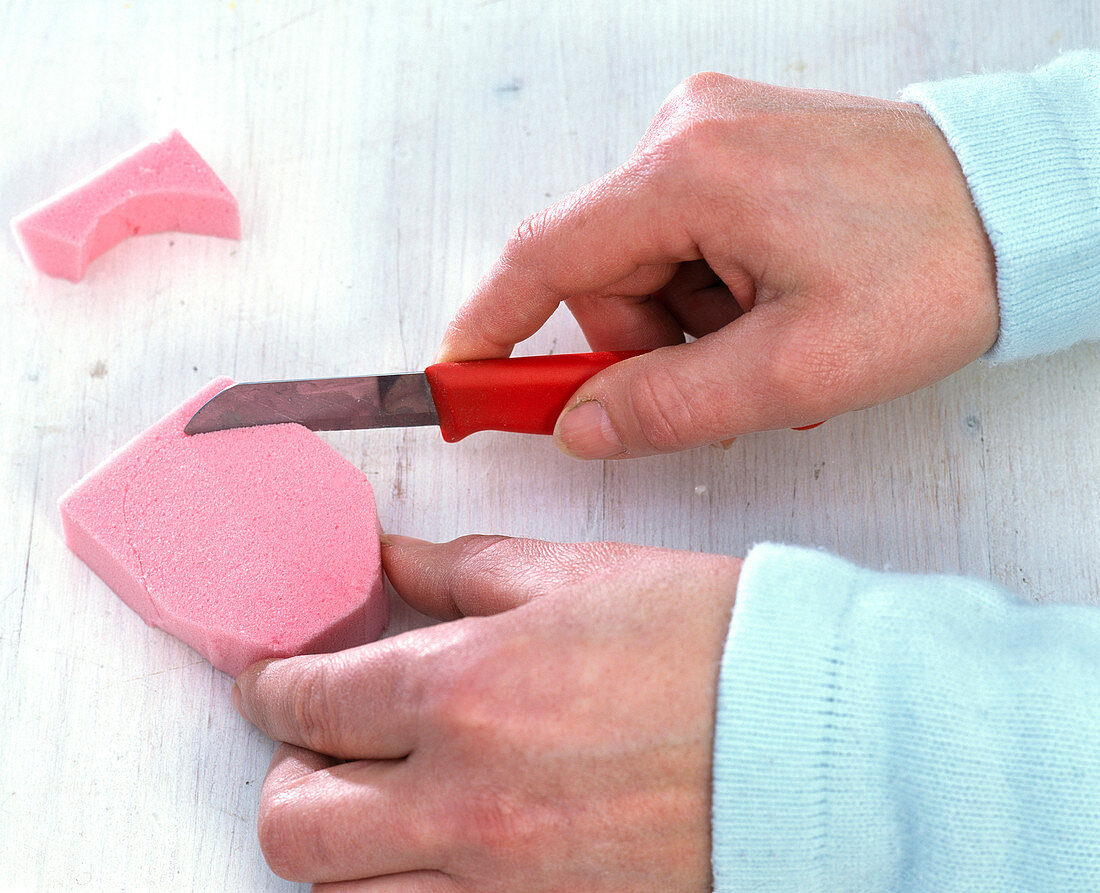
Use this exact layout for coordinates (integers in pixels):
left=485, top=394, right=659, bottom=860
left=2, top=1, right=1097, bottom=889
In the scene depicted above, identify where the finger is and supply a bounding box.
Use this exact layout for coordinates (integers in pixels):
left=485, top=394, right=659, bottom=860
left=259, top=744, right=444, bottom=884
left=312, top=872, right=460, bottom=892
left=654, top=259, right=723, bottom=300
left=659, top=284, right=746, bottom=339
left=381, top=534, right=649, bottom=620
left=436, top=156, right=702, bottom=362
left=652, top=259, right=755, bottom=338
left=564, top=291, right=685, bottom=353
left=235, top=641, right=426, bottom=759
left=560, top=261, right=683, bottom=350
left=553, top=300, right=839, bottom=458
left=264, top=739, right=339, bottom=783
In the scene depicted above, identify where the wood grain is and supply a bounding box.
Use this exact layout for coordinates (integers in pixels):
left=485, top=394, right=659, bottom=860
left=2, top=1, right=1097, bottom=889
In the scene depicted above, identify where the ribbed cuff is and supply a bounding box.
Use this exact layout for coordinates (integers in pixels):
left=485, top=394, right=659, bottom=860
left=711, top=544, right=897, bottom=891
left=902, top=52, right=1100, bottom=362
left=711, top=541, right=1100, bottom=891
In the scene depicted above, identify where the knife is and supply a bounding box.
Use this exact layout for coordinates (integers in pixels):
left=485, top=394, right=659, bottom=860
left=184, top=350, right=645, bottom=441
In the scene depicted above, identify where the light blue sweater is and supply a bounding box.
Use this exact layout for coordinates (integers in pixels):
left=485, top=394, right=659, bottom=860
left=712, top=52, right=1100, bottom=891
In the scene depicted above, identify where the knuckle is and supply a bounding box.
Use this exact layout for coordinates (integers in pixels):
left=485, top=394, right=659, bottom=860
left=443, top=535, right=523, bottom=598
left=447, top=534, right=514, bottom=577
left=677, top=70, right=739, bottom=103
left=500, top=207, right=574, bottom=299
left=419, top=637, right=510, bottom=752
left=649, top=112, right=725, bottom=162
left=506, top=208, right=554, bottom=257
left=438, top=535, right=542, bottom=613
left=285, top=661, right=339, bottom=753
left=423, top=658, right=494, bottom=742
left=458, top=789, right=535, bottom=856
left=637, top=112, right=740, bottom=192
left=664, top=70, right=737, bottom=112
left=647, top=72, right=770, bottom=171
left=626, top=364, right=726, bottom=453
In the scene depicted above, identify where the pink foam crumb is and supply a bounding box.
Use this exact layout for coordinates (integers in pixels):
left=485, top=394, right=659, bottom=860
left=11, top=130, right=240, bottom=282
left=59, top=378, right=387, bottom=677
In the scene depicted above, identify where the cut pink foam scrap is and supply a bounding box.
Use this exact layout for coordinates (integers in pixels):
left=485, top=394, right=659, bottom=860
left=59, top=378, right=387, bottom=677
left=11, top=130, right=240, bottom=282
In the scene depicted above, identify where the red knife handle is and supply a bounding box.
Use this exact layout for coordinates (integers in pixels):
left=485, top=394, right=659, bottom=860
left=424, top=350, right=645, bottom=442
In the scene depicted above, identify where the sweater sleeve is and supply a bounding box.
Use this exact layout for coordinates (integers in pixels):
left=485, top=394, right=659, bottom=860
left=711, top=543, right=1100, bottom=891
left=901, top=52, right=1100, bottom=362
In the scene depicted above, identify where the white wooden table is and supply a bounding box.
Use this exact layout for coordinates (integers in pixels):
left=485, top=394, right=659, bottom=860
left=2, top=1, right=1097, bottom=889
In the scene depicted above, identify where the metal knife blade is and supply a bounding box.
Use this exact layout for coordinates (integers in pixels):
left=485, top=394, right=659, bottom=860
left=184, top=373, right=439, bottom=435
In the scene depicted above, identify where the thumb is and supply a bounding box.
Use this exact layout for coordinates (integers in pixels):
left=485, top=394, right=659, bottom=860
left=554, top=307, right=826, bottom=458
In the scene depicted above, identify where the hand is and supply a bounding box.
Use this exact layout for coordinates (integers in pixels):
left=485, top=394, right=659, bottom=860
left=438, top=72, right=999, bottom=458
left=234, top=535, right=741, bottom=891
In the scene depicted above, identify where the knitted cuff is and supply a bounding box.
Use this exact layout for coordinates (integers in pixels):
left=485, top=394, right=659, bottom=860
left=902, top=52, right=1100, bottom=362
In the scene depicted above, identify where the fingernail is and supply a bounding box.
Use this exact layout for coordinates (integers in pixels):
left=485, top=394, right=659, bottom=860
left=555, top=400, right=625, bottom=460
left=380, top=533, right=431, bottom=548
left=230, top=681, right=244, bottom=716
